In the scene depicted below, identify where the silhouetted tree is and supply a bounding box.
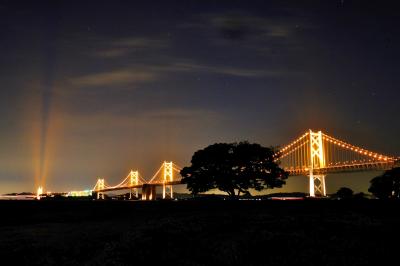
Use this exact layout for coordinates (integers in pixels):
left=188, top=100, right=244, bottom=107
left=368, top=167, right=400, bottom=199
left=335, top=187, right=354, bottom=199
left=180, top=142, right=288, bottom=199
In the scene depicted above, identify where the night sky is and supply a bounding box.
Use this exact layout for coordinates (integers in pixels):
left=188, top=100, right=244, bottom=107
left=0, top=0, right=399, bottom=194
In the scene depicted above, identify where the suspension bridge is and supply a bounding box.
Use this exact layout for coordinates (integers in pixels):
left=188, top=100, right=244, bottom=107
left=88, top=130, right=398, bottom=200
left=276, top=130, right=398, bottom=197
left=92, top=162, right=182, bottom=200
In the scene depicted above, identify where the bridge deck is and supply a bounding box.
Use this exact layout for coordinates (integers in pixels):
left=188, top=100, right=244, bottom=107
left=286, top=161, right=396, bottom=176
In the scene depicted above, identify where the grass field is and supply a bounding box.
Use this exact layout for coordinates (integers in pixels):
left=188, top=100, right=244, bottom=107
left=0, top=199, right=399, bottom=265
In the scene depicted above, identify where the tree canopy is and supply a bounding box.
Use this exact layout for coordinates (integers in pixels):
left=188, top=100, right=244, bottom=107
left=368, top=167, right=400, bottom=199
left=334, top=187, right=354, bottom=199
left=180, top=142, right=288, bottom=199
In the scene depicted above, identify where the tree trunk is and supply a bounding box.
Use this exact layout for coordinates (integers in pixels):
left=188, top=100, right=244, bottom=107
left=226, top=190, right=237, bottom=200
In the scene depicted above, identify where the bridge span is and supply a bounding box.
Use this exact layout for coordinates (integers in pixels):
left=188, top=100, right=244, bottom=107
left=93, top=162, right=183, bottom=200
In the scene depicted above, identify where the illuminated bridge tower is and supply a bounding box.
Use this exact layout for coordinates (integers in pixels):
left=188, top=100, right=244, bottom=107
left=129, top=170, right=139, bottom=199
left=96, top=178, right=105, bottom=200
left=163, top=161, right=174, bottom=199
left=309, top=130, right=326, bottom=197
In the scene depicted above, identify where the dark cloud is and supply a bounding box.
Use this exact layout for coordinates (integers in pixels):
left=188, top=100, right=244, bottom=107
left=217, top=15, right=250, bottom=40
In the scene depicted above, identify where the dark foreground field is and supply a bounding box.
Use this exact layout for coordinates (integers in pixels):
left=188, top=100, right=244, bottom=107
left=0, top=199, right=399, bottom=265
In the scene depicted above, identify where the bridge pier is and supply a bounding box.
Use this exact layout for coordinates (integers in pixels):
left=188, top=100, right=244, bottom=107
left=163, top=184, right=173, bottom=199
left=141, top=184, right=157, bottom=200
left=97, top=191, right=105, bottom=200
left=309, top=174, right=326, bottom=197
left=129, top=188, right=139, bottom=199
